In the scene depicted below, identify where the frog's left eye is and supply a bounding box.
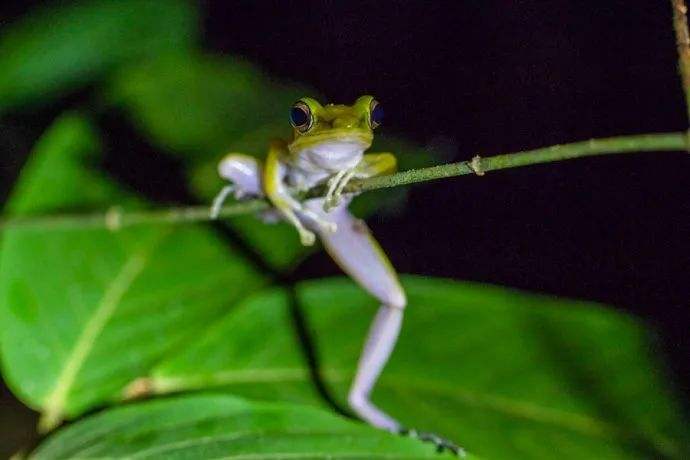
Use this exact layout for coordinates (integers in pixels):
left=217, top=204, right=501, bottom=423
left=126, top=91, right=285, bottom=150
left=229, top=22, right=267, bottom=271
left=369, top=99, right=383, bottom=129
left=290, top=101, right=313, bottom=133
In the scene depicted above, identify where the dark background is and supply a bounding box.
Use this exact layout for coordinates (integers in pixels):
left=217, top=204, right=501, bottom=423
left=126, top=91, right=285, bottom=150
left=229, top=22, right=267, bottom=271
left=1, top=0, right=689, bottom=455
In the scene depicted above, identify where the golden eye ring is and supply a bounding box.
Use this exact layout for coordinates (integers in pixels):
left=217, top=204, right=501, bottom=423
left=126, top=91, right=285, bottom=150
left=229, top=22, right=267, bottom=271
left=369, top=99, right=383, bottom=129
left=290, top=101, right=313, bottom=133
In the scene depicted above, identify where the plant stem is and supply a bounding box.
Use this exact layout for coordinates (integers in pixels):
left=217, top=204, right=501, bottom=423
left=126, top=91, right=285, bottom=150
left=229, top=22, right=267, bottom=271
left=0, top=132, right=686, bottom=232
left=671, top=0, right=690, bottom=125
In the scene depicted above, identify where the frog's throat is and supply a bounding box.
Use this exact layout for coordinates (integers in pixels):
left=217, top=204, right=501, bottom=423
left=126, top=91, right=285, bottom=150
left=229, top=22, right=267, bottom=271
left=290, top=136, right=372, bottom=173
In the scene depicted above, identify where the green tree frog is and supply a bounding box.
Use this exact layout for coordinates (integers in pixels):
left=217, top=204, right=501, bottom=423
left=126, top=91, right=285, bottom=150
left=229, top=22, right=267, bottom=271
left=211, top=96, right=460, bottom=455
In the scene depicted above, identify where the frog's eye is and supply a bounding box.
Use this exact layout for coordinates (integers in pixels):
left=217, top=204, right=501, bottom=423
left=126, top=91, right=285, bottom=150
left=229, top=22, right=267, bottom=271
left=369, top=99, right=383, bottom=129
left=290, top=101, right=313, bottom=133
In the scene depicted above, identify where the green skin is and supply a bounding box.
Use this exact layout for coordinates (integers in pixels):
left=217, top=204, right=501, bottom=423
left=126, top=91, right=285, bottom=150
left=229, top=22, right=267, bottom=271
left=264, top=95, right=394, bottom=245
left=287, top=95, right=375, bottom=160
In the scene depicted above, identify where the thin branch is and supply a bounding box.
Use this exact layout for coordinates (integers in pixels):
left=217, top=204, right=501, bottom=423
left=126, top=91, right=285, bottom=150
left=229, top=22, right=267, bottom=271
left=671, top=0, right=690, bottom=125
left=0, top=132, right=686, bottom=232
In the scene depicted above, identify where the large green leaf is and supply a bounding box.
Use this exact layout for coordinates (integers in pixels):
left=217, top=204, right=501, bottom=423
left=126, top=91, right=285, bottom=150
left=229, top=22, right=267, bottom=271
left=302, top=278, right=690, bottom=459
left=133, top=277, right=690, bottom=459
left=126, top=288, right=317, bottom=406
left=0, top=114, right=264, bottom=431
left=32, top=394, right=461, bottom=459
left=0, top=0, right=197, bottom=113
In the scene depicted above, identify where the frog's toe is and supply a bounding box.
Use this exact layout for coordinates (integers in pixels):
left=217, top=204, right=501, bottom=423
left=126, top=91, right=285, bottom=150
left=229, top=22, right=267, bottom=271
left=323, top=195, right=341, bottom=212
left=299, top=229, right=316, bottom=246
left=210, top=185, right=235, bottom=219
left=399, top=428, right=465, bottom=457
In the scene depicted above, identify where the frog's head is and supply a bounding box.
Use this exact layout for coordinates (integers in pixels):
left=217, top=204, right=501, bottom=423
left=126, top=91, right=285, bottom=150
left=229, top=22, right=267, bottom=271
left=287, top=95, right=382, bottom=159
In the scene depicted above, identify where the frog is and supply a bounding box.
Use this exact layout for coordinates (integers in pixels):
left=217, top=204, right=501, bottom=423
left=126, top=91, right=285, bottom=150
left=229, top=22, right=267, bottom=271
left=211, top=96, right=461, bottom=455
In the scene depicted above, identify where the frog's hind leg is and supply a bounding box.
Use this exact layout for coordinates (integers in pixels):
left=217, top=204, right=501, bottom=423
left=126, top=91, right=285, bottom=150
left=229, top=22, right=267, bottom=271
left=304, top=200, right=463, bottom=455
left=211, top=154, right=264, bottom=219
left=305, top=199, right=406, bottom=431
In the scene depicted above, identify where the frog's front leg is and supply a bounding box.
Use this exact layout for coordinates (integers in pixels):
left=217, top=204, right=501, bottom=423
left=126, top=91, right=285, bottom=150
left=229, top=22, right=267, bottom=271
left=265, top=141, right=336, bottom=245
left=324, top=168, right=355, bottom=211
left=323, top=152, right=398, bottom=212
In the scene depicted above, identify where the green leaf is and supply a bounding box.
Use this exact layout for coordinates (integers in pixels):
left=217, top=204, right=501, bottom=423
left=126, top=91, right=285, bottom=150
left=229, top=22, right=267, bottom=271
left=31, top=394, right=460, bottom=459
left=126, top=288, right=317, bottom=406
left=0, top=114, right=265, bottom=431
left=137, top=277, right=690, bottom=459
left=0, top=0, right=197, bottom=112
left=105, top=54, right=309, bottom=159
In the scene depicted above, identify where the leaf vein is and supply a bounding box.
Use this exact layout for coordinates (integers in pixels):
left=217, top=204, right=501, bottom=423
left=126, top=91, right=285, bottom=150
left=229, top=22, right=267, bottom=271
left=39, top=248, right=151, bottom=431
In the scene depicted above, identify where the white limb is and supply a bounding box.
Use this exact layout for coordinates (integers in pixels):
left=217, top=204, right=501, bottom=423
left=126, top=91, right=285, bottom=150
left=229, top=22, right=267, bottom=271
left=218, top=154, right=263, bottom=195
left=212, top=155, right=264, bottom=219
left=210, top=185, right=234, bottom=219
left=325, top=169, right=356, bottom=211
left=349, top=304, right=404, bottom=431
left=304, top=200, right=406, bottom=431
left=283, top=194, right=337, bottom=234
left=276, top=192, right=316, bottom=245
left=334, top=169, right=356, bottom=197
left=323, top=169, right=349, bottom=211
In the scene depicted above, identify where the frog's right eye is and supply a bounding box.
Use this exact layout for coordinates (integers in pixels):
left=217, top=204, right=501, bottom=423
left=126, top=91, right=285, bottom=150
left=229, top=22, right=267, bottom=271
left=290, top=101, right=313, bottom=133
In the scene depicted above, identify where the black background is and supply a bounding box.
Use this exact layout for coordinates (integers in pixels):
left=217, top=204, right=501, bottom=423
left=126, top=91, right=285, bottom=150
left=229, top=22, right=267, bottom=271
left=1, top=0, right=689, bottom=454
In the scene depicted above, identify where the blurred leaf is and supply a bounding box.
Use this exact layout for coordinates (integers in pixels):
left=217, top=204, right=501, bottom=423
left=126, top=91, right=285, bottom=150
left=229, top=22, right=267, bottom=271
left=127, top=288, right=317, bottom=406
left=136, top=276, right=690, bottom=460
left=0, top=114, right=265, bottom=430
left=0, top=0, right=197, bottom=112
left=105, top=54, right=308, bottom=159
left=31, top=394, right=460, bottom=459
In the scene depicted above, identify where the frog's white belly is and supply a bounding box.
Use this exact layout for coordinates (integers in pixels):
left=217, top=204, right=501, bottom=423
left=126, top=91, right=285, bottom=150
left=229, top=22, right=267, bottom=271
left=288, top=140, right=366, bottom=189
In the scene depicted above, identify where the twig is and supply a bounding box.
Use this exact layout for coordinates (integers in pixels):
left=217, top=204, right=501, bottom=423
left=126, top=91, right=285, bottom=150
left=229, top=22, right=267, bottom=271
left=671, top=0, right=690, bottom=126
left=0, top=132, right=685, bottom=232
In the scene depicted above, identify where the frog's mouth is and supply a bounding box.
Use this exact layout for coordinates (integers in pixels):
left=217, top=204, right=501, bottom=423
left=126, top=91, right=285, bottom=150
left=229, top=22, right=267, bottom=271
left=290, top=132, right=372, bottom=154
left=290, top=132, right=373, bottom=170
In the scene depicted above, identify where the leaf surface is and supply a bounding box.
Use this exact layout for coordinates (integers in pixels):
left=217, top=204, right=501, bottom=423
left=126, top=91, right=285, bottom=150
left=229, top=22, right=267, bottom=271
left=0, top=0, right=197, bottom=112
left=138, top=277, right=690, bottom=459
left=32, top=394, right=461, bottom=459
left=105, top=54, right=308, bottom=159
left=0, top=114, right=264, bottom=430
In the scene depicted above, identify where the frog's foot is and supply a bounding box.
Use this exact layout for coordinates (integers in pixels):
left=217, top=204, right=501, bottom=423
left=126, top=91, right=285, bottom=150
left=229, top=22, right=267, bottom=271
left=399, top=428, right=465, bottom=457
left=324, top=169, right=355, bottom=212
